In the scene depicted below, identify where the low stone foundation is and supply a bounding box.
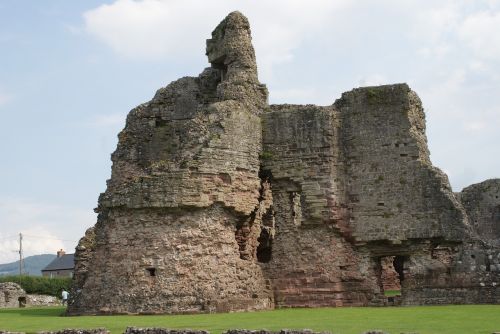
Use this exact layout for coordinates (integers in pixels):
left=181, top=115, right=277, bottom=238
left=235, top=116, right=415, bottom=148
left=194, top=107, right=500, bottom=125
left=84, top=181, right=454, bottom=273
left=402, top=286, right=500, bottom=305
left=38, top=329, right=109, bottom=334
left=26, top=294, right=60, bottom=307
left=0, top=283, right=26, bottom=308
left=125, top=330, right=330, bottom=334
left=125, top=329, right=209, bottom=334
left=0, top=330, right=431, bottom=334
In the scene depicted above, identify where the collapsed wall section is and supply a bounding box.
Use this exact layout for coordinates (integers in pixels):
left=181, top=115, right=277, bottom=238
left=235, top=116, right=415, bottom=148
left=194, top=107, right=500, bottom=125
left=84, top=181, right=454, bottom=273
left=401, top=179, right=500, bottom=305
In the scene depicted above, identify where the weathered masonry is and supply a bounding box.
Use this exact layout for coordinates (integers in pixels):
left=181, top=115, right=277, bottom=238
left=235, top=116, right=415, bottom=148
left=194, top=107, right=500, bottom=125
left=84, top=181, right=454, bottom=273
left=67, top=12, right=500, bottom=315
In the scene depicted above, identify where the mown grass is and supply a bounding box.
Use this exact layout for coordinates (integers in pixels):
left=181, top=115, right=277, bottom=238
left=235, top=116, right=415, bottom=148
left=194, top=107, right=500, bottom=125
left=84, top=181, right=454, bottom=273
left=1, top=305, right=500, bottom=334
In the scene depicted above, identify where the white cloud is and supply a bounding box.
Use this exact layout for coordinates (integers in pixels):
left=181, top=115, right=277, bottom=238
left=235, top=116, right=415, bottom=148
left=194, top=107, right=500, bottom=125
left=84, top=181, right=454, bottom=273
left=0, top=197, right=95, bottom=263
left=459, top=10, right=500, bottom=60
left=83, top=0, right=197, bottom=60
left=358, top=74, right=388, bottom=87
left=82, top=0, right=348, bottom=72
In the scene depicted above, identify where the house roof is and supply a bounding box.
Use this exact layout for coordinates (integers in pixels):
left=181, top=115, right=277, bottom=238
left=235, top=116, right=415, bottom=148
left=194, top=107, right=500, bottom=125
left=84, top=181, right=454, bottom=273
left=42, top=254, right=75, bottom=271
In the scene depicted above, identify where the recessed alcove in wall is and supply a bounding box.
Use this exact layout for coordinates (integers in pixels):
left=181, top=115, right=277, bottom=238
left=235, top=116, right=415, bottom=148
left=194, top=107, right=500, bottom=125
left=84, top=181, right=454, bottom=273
left=377, top=255, right=407, bottom=298
left=146, top=267, right=156, bottom=277
left=257, top=228, right=272, bottom=263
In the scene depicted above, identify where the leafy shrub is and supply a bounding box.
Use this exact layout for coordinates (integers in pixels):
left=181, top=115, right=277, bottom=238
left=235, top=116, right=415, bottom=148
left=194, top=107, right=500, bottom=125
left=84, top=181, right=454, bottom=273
left=0, top=275, right=71, bottom=297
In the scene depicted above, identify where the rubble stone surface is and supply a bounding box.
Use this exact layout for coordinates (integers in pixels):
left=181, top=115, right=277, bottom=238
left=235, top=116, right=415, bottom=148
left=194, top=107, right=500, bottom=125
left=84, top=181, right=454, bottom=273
left=38, top=329, right=109, bottom=334
left=68, top=11, right=500, bottom=315
left=459, top=179, right=500, bottom=246
left=26, top=294, right=60, bottom=307
left=124, top=329, right=209, bottom=334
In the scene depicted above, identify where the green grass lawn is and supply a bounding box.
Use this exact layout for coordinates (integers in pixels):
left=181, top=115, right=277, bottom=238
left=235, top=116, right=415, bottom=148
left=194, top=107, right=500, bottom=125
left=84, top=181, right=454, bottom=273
left=1, top=305, right=500, bottom=334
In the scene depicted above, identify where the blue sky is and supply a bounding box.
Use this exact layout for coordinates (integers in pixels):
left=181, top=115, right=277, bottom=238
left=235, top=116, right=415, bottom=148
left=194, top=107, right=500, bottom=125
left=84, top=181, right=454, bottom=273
left=1, top=0, right=499, bottom=263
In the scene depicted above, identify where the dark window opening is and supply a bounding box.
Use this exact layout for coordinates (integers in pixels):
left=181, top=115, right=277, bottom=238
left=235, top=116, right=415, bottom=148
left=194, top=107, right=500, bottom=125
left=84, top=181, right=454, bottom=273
left=155, top=116, right=167, bottom=127
left=378, top=256, right=401, bottom=294
left=400, top=153, right=408, bottom=157
left=211, top=55, right=228, bottom=81
left=146, top=267, right=156, bottom=277
left=377, top=202, right=385, bottom=206
left=471, top=254, right=476, bottom=259
left=493, top=206, right=500, bottom=235
left=18, top=296, right=26, bottom=308
left=218, top=173, right=231, bottom=184
left=377, top=255, right=408, bottom=302
left=235, top=221, right=251, bottom=260
left=256, top=228, right=272, bottom=263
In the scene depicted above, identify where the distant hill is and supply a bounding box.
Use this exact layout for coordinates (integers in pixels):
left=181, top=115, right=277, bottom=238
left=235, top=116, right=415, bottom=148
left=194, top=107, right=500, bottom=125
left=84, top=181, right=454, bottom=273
left=0, top=254, right=56, bottom=276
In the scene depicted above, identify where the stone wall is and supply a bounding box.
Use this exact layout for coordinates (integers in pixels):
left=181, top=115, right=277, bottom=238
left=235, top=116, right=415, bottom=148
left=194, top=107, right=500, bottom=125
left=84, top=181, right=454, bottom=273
left=400, top=244, right=500, bottom=305
left=124, top=329, right=208, bottom=334
left=26, top=294, right=60, bottom=307
left=334, top=84, right=469, bottom=244
left=0, top=283, right=26, bottom=308
left=38, top=328, right=110, bottom=334
left=38, top=330, right=109, bottom=334
left=459, top=179, right=500, bottom=246
left=261, top=105, right=382, bottom=307
left=70, top=206, right=271, bottom=314
left=125, top=330, right=327, bottom=334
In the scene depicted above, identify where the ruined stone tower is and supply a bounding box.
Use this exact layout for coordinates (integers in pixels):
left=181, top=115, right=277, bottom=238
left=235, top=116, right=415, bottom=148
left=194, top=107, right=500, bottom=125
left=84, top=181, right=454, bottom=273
left=68, top=12, right=500, bottom=315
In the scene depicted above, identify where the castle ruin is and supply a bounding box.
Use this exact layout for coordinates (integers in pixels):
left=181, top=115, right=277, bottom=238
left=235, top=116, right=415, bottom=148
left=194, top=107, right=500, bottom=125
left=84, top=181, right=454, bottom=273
left=67, top=12, right=500, bottom=315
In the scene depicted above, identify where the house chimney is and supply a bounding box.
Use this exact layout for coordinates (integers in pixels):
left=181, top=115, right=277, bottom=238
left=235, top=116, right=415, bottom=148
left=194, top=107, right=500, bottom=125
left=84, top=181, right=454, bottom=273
left=57, top=249, right=65, bottom=258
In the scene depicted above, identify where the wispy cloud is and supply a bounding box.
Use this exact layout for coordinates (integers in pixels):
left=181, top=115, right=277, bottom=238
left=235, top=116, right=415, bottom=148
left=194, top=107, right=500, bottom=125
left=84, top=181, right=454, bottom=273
left=0, top=197, right=95, bottom=263
left=358, top=74, right=388, bottom=87
left=82, top=0, right=348, bottom=71
left=458, top=10, right=500, bottom=60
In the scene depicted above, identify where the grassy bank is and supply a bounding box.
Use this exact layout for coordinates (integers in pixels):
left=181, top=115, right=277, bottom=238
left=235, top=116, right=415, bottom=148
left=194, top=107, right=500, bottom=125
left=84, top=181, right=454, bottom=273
left=1, top=305, right=499, bottom=334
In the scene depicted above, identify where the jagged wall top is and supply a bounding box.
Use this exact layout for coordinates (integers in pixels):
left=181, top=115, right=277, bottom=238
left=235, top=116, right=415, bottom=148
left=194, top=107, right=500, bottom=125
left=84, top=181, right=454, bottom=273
left=206, top=11, right=257, bottom=79
left=206, top=11, right=268, bottom=112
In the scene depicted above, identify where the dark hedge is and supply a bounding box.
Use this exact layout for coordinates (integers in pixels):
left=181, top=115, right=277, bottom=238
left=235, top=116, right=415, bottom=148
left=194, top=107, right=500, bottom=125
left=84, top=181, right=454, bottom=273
left=0, top=275, right=71, bottom=297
